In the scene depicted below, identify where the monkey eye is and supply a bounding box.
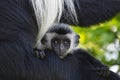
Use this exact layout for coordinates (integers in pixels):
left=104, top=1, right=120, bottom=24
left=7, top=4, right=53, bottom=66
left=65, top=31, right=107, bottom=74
left=53, top=40, right=58, bottom=44
left=64, top=40, right=70, bottom=45
left=64, top=41, right=69, bottom=44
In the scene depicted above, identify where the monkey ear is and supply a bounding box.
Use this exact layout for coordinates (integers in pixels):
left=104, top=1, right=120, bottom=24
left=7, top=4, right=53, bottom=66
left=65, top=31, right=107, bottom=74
left=74, top=34, right=80, bottom=47
left=75, top=34, right=80, bottom=40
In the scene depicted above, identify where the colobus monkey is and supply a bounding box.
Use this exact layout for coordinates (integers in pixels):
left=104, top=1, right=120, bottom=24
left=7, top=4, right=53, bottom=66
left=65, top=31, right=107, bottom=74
left=34, top=23, right=80, bottom=59
left=34, top=23, right=110, bottom=77
left=1, top=0, right=120, bottom=80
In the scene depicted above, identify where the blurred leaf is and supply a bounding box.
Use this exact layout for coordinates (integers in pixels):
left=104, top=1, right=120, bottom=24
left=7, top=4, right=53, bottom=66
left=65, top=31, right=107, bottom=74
left=72, top=14, right=120, bottom=73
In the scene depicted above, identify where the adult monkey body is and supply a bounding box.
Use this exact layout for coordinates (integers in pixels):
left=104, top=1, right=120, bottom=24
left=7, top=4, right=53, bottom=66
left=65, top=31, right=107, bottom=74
left=0, top=0, right=120, bottom=80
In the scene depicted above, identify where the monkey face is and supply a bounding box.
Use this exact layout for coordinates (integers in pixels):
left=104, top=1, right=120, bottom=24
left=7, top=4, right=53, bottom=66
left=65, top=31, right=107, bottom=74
left=51, top=37, right=70, bottom=57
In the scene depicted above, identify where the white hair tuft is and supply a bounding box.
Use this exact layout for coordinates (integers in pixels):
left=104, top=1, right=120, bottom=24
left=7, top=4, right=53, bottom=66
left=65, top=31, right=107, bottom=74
left=31, top=0, right=77, bottom=47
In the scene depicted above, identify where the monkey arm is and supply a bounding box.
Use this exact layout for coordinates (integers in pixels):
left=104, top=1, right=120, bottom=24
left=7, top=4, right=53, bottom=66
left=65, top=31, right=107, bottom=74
left=76, top=49, right=105, bottom=67
left=75, top=49, right=120, bottom=79
left=60, top=0, right=120, bottom=26
left=0, top=0, right=40, bottom=79
left=75, top=49, right=110, bottom=77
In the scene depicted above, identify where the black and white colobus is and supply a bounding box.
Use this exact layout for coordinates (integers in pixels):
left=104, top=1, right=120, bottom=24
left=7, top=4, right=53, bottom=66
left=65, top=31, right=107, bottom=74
left=33, top=23, right=110, bottom=77
left=0, top=0, right=120, bottom=80
left=34, top=23, right=80, bottom=59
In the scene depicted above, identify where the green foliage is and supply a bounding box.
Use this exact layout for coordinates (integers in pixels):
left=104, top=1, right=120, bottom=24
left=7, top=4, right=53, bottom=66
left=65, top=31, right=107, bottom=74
left=72, top=14, right=120, bottom=73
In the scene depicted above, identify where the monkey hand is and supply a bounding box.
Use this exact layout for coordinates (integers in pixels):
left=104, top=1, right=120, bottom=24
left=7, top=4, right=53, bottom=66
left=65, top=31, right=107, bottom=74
left=33, top=48, right=46, bottom=59
left=92, top=66, right=110, bottom=77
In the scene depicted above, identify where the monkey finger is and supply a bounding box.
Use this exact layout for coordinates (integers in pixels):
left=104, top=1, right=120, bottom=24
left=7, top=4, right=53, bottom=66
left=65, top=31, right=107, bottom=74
left=97, top=68, right=110, bottom=77
left=35, top=50, right=41, bottom=58
left=39, top=51, right=46, bottom=59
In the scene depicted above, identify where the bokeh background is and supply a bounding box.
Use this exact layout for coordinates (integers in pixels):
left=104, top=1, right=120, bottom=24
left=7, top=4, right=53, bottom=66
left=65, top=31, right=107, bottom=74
left=72, top=14, right=120, bottom=75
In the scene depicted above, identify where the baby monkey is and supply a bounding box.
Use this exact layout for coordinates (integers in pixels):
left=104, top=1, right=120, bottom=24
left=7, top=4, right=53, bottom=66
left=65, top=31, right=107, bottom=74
left=34, top=23, right=80, bottom=59
left=34, top=23, right=110, bottom=77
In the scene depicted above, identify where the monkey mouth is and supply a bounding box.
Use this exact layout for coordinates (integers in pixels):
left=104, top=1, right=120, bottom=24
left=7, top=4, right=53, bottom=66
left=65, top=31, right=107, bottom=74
left=55, top=52, right=67, bottom=59
left=56, top=52, right=64, bottom=56
left=59, top=54, right=68, bottom=59
left=59, top=55, right=65, bottom=59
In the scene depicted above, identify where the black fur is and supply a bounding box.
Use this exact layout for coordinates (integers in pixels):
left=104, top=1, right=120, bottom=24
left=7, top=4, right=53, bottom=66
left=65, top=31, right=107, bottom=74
left=60, top=0, right=120, bottom=26
left=0, top=0, right=120, bottom=80
left=48, top=23, right=73, bottom=35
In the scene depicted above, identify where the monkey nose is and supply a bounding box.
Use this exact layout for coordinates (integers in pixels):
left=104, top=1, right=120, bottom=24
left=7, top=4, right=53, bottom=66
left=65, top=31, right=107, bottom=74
left=54, top=44, right=67, bottom=56
left=60, top=43, right=65, bottom=49
left=59, top=47, right=66, bottom=55
left=60, top=46, right=64, bottom=51
left=55, top=49, right=65, bottom=56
